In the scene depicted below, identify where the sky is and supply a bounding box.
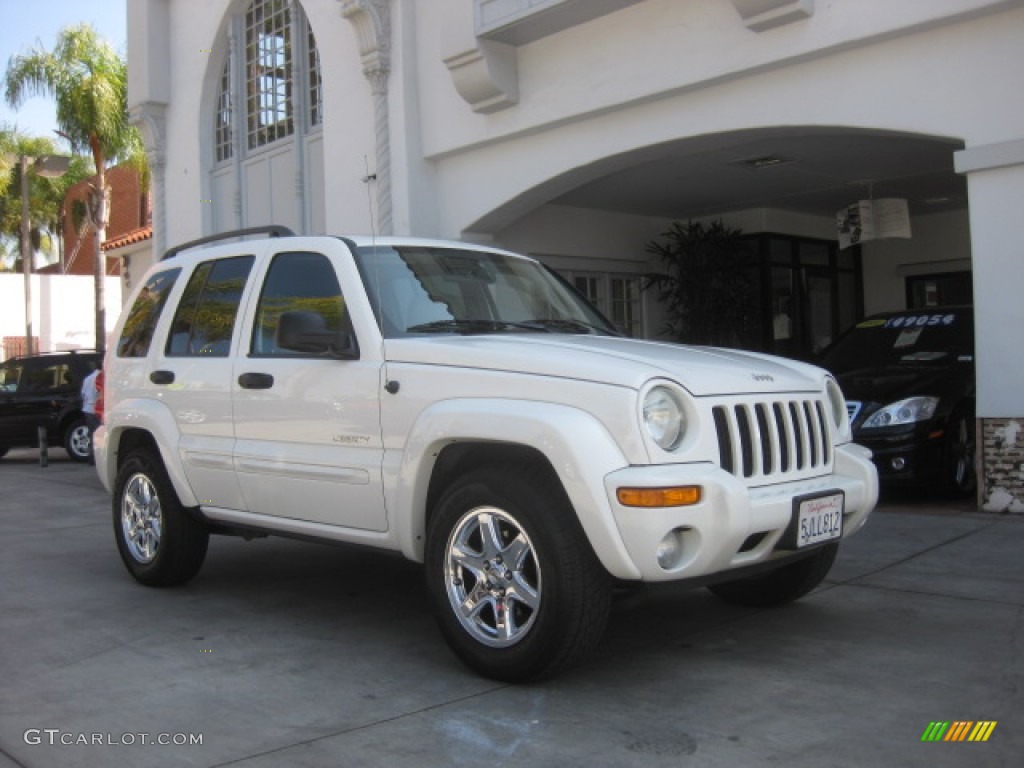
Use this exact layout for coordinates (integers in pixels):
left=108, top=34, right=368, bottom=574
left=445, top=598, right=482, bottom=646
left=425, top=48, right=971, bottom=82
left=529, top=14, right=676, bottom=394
left=0, top=0, right=127, bottom=147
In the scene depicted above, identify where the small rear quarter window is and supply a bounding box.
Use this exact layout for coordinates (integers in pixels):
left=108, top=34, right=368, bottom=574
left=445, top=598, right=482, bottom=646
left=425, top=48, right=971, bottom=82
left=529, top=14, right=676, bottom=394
left=117, top=268, right=182, bottom=358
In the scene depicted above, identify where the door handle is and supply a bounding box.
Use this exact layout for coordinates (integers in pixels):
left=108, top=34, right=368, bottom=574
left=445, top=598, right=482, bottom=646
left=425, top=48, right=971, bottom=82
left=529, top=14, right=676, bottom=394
left=150, top=370, right=175, bottom=385
left=238, top=372, right=274, bottom=390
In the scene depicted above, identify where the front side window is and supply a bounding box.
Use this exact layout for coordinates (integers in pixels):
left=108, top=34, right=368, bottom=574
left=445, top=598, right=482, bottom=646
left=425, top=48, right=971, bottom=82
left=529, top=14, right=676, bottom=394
left=251, top=251, right=350, bottom=356
left=354, top=246, right=617, bottom=339
left=118, top=269, right=182, bottom=358
left=167, top=256, right=255, bottom=357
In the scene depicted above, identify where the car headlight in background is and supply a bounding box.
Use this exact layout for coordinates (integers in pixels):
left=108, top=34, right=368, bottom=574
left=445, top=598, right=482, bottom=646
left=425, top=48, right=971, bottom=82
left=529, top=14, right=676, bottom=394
left=643, top=386, right=686, bottom=450
left=862, top=396, right=939, bottom=429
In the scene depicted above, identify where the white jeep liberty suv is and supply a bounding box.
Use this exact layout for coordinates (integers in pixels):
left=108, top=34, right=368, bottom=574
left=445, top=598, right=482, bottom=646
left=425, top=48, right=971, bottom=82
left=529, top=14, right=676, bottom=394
left=95, top=227, right=878, bottom=682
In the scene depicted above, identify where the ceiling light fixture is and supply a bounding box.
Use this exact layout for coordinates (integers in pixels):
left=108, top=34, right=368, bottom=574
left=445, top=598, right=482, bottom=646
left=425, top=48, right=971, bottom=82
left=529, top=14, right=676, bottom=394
left=738, top=154, right=794, bottom=170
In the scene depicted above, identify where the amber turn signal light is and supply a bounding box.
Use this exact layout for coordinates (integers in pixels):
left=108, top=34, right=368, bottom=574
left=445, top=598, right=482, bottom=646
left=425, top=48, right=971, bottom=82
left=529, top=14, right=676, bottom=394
left=616, top=486, right=702, bottom=508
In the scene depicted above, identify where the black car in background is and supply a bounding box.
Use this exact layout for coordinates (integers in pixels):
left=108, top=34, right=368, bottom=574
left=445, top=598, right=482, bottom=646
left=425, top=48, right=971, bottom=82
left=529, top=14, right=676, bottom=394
left=0, top=350, right=101, bottom=462
left=820, top=307, right=975, bottom=497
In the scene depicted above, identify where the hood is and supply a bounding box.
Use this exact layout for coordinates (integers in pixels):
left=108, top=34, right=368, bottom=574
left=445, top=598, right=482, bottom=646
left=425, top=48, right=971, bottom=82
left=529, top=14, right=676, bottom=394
left=835, top=363, right=968, bottom=405
left=384, top=335, right=825, bottom=396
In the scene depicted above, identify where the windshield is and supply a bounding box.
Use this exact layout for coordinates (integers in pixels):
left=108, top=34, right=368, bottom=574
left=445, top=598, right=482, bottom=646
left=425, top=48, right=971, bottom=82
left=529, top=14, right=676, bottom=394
left=353, top=245, right=618, bottom=338
left=821, top=310, right=974, bottom=374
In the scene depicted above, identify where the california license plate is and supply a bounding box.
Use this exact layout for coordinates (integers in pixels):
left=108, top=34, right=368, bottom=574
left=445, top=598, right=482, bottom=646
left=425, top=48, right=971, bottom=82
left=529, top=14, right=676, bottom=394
left=786, top=492, right=844, bottom=549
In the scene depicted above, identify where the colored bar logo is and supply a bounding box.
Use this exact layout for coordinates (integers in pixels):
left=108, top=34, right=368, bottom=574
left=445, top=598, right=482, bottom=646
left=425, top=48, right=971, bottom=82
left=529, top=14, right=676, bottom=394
left=921, top=721, right=997, bottom=742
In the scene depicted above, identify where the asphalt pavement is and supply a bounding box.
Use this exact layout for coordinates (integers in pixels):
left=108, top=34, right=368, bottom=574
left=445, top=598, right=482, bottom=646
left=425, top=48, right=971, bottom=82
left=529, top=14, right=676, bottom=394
left=0, top=447, right=1021, bottom=768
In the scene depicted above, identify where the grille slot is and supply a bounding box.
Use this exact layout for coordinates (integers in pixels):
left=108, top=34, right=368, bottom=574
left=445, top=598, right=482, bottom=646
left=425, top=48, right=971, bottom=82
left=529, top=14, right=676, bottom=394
left=713, top=397, right=832, bottom=482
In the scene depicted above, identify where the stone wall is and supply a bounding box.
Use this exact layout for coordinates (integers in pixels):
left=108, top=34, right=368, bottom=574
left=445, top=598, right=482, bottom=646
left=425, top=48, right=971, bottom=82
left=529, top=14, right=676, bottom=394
left=981, top=418, right=1024, bottom=513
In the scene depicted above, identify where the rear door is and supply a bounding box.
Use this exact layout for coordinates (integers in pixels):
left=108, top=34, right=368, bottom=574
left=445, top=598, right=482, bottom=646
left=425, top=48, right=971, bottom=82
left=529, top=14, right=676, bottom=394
left=232, top=240, right=387, bottom=531
left=149, top=254, right=255, bottom=510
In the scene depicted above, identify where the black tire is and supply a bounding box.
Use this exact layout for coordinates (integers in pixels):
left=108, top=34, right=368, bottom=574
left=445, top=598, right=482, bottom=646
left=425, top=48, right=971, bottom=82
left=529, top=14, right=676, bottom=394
left=708, top=543, right=839, bottom=608
left=425, top=464, right=612, bottom=682
left=943, top=405, right=976, bottom=498
left=64, top=418, right=91, bottom=462
left=0, top=447, right=8, bottom=459
left=113, top=449, right=209, bottom=587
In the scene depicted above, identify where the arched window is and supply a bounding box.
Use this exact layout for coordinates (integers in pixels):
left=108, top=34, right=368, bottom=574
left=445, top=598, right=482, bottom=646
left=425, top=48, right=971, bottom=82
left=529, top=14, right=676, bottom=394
left=209, top=0, right=324, bottom=233
left=214, top=59, right=233, bottom=162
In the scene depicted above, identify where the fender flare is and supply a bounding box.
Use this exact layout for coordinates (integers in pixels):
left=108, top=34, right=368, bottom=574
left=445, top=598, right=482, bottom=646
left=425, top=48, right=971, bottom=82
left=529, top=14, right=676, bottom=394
left=100, top=398, right=198, bottom=508
left=392, top=399, right=644, bottom=580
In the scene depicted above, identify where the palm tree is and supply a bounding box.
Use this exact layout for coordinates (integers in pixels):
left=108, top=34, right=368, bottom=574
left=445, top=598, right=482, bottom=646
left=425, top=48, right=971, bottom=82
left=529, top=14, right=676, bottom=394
left=0, top=127, right=89, bottom=273
left=5, top=24, right=142, bottom=354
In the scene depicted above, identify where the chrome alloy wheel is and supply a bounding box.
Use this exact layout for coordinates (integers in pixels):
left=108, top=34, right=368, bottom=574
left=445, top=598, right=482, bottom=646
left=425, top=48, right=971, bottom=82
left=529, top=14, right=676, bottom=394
left=444, top=506, right=541, bottom=648
left=121, top=472, right=163, bottom=564
left=67, top=424, right=91, bottom=460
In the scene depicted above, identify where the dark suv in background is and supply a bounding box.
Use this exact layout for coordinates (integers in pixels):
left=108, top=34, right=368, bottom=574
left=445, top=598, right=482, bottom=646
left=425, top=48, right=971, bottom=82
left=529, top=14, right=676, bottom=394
left=820, top=306, right=975, bottom=497
left=0, top=350, right=101, bottom=462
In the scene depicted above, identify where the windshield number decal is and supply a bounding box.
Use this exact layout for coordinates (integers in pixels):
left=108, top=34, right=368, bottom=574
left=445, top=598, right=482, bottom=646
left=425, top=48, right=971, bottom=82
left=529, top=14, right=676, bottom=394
left=884, top=313, right=956, bottom=329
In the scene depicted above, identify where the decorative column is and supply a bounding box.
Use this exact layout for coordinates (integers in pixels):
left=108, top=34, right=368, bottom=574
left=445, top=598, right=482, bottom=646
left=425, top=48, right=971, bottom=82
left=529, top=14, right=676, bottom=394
left=129, top=102, right=168, bottom=258
left=340, top=0, right=393, bottom=235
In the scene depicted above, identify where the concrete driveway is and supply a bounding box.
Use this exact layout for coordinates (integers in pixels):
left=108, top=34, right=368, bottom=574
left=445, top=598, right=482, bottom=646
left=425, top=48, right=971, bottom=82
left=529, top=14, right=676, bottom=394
left=1, top=449, right=1020, bottom=768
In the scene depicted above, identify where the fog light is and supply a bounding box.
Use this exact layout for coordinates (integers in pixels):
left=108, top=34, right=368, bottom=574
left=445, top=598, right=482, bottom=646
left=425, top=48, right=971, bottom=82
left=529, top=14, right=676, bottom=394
left=891, top=456, right=906, bottom=471
left=656, top=530, right=684, bottom=570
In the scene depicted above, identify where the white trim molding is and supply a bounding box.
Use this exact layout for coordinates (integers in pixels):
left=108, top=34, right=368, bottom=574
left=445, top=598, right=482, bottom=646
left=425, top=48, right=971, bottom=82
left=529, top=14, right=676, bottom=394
left=340, top=0, right=394, bottom=234
left=730, top=0, right=814, bottom=32
left=954, top=138, right=1024, bottom=174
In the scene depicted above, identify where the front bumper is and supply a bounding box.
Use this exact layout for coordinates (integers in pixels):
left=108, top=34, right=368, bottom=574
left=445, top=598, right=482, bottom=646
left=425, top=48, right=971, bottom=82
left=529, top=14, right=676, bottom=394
left=603, top=443, right=878, bottom=582
left=853, top=425, right=944, bottom=486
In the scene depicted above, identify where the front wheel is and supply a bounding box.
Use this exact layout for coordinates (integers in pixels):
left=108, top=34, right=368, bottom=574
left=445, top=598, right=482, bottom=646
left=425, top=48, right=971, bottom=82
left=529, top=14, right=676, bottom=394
left=943, top=405, right=976, bottom=498
left=113, top=450, right=209, bottom=587
left=707, top=543, right=838, bottom=607
left=426, top=465, right=611, bottom=682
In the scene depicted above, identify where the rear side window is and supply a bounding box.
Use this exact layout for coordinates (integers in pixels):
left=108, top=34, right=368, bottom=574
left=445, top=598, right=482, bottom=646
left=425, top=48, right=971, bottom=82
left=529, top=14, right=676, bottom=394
left=117, top=269, right=182, bottom=357
left=167, top=256, right=255, bottom=357
left=250, top=251, right=350, bottom=356
left=21, top=362, right=75, bottom=393
left=0, top=362, right=22, bottom=392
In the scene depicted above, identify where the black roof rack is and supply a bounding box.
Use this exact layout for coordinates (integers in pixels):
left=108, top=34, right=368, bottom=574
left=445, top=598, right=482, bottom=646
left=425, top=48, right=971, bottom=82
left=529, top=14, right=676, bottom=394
left=161, top=226, right=295, bottom=261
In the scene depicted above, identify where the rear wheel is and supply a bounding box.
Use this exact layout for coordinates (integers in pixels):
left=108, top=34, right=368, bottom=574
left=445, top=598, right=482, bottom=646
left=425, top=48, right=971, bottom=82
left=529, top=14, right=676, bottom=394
left=113, top=450, right=209, bottom=586
left=64, top=419, right=91, bottom=462
left=426, top=464, right=611, bottom=682
left=708, top=543, right=838, bottom=607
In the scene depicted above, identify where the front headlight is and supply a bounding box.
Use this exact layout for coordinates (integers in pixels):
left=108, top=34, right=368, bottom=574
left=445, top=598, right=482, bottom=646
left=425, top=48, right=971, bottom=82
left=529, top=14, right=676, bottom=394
left=862, top=396, right=939, bottom=429
left=643, top=386, right=686, bottom=450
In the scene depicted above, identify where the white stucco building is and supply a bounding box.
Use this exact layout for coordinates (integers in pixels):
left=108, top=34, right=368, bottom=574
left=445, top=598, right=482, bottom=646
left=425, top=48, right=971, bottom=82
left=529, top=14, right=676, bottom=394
left=127, top=0, right=1024, bottom=509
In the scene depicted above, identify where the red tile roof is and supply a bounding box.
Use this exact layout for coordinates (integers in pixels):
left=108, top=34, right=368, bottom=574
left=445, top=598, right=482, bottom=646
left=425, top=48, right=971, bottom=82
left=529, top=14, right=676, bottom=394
left=102, top=225, right=153, bottom=251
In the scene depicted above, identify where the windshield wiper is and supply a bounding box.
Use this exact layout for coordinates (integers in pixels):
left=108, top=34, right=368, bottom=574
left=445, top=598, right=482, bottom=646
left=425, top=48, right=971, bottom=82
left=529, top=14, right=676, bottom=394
left=406, top=319, right=551, bottom=334
left=406, top=318, right=618, bottom=335
left=521, top=318, right=619, bottom=335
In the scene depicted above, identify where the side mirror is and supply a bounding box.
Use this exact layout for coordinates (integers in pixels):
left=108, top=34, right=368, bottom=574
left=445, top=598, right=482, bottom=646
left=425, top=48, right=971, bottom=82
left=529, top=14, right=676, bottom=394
left=276, top=311, right=358, bottom=359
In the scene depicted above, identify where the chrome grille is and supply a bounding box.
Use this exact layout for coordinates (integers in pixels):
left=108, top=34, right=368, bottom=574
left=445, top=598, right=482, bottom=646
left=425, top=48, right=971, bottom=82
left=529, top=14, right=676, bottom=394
left=713, top=398, right=833, bottom=481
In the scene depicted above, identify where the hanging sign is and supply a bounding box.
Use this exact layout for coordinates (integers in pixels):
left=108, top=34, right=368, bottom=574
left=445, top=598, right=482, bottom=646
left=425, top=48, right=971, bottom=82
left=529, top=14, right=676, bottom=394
left=837, top=198, right=912, bottom=249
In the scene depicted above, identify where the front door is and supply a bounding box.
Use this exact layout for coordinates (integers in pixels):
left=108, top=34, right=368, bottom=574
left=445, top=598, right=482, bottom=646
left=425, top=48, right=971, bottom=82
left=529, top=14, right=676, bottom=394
left=231, top=247, right=386, bottom=531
